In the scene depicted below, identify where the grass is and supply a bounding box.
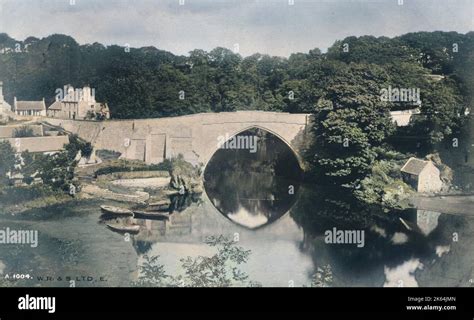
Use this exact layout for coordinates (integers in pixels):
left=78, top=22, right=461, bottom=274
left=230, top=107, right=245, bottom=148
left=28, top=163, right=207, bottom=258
left=0, top=185, right=72, bottom=215
left=94, top=159, right=173, bottom=177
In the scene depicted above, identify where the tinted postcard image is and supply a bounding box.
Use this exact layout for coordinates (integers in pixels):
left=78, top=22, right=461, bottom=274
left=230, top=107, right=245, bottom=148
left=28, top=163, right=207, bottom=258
left=0, top=0, right=473, bottom=290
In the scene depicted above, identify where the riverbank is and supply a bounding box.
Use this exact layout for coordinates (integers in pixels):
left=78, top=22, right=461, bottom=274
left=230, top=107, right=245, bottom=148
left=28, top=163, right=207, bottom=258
left=410, top=193, right=474, bottom=216
left=0, top=186, right=73, bottom=216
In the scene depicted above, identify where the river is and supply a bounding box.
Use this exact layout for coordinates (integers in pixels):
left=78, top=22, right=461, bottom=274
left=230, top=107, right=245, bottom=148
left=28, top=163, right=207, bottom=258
left=0, top=129, right=473, bottom=287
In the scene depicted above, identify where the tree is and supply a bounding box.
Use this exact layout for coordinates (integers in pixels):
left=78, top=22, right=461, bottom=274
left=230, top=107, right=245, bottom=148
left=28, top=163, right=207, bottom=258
left=0, top=141, right=16, bottom=187
left=410, top=79, right=465, bottom=145
left=134, top=235, right=260, bottom=287
left=35, top=152, right=76, bottom=192
left=65, top=134, right=93, bottom=159
left=308, top=63, right=395, bottom=184
left=326, top=36, right=420, bottom=66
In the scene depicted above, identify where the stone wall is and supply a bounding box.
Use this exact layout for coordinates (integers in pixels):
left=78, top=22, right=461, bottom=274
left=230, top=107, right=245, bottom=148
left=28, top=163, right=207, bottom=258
left=0, top=124, right=43, bottom=138
left=1, top=135, right=69, bottom=153
left=44, top=111, right=310, bottom=166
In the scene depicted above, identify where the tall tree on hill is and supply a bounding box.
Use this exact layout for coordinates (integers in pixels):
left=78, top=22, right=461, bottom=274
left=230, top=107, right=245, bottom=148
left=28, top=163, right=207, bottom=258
left=308, top=62, right=395, bottom=184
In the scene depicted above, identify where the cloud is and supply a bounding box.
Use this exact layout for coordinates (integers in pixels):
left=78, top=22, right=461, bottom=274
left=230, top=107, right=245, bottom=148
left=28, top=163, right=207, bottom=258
left=0, top=0, right=472, bottom=57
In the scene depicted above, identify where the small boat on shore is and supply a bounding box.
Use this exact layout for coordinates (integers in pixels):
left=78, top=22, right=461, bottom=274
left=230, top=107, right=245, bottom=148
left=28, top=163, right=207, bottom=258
left=133, top=210, right=170, bottom=220
left=100, top=205, right=134, bottom=216
left=106, top=223, right=140, bottom=233
left=148, top=199, right=171, bottom=207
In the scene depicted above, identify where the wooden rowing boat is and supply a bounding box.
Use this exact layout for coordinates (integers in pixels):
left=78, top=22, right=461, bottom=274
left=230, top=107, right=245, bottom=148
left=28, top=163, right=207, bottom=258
left=133, top=210, right=170, bottom=220
left=106, top=223, right=140, bottom=233
left=148, top=199, right=171, bottom=207
left=148, top=200, right=171, bottom=211
left=100, top=205, right=134, bottom=216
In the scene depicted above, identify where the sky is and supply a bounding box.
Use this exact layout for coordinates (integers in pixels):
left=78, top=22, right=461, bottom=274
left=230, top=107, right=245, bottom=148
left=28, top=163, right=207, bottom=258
left=0, top=0, right=473, bottom=57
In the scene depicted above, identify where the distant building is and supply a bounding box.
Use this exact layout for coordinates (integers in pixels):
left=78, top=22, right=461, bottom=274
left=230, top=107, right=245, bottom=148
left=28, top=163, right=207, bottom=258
left=48, top=85, right=110, bottom=120
left=389, top=108, right=420, bottom=127
left=0, top=81, right=13, bottom=116
left=400, top=157, right=443, bottom=193
left=2, top=136, right=69, bottom=154
left=14, top=97, right=47, bottom=116
left=1, top=135, right=70, bottom=186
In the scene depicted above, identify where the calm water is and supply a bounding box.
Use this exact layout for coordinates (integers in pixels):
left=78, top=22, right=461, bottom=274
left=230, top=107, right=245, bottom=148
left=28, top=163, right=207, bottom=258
left=1, top=129, right=473, bottom=287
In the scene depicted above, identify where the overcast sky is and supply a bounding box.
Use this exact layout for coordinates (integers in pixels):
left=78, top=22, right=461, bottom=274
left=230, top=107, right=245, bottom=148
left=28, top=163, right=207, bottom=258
left=0, top=0, right=472, bottom=57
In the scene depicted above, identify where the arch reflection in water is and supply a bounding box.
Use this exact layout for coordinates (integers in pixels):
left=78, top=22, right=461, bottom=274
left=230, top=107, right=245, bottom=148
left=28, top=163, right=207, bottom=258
left=204, top=128, right=302, bottom=229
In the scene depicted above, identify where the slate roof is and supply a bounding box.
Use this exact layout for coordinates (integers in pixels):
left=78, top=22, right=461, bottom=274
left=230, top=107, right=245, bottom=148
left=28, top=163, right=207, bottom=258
left=48, top=100, right=62, bottom=110
left=15, top=100, right=46, bottom=111
left=400, top=157, right=429, bottom=176
left=2, top=136, right=69, bottom=153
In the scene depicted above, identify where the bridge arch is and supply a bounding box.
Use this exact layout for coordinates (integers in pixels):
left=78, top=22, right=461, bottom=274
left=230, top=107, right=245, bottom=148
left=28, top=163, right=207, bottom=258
left=202, top=124, right=305, bottom=171
left=43, top=111, right=311, bottom=168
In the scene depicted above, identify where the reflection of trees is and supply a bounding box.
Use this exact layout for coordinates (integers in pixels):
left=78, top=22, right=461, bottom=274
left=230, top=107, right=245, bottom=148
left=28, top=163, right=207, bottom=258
left=206, top=128, right=302, bottom=179
left=133, top=240, right=153, bottom=256
left=204, top=128, right=301, bottom=223
left=291, top=185, right=461, bottom=285
left=291, top=185, right=396, bottom=235
left=168, top=193, right=201, bottom=213
left=206, top=170, right=299, bottom=222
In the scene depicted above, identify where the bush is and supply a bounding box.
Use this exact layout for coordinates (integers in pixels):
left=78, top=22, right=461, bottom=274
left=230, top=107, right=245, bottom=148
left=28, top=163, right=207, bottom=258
left=13, top=126, right=35, bottom=138
left=0, top=185, right=53, bottom=206
left=353, top=160, right=413, bottom=209
left=133, top=235, right=260, bottom=287
left=96, top=149, right=121, bottom=161
left=94, top=159, right=172, bottom=177
left=65, top=134, right=93, bottom=159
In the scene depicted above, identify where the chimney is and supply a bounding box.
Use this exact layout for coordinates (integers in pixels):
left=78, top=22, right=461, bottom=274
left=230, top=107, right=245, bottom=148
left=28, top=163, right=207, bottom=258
left=83, top=85, right=93, bottom=102
left=67, top=85, right=74, bottom=101
left=0, top=81, right=3, bottom=101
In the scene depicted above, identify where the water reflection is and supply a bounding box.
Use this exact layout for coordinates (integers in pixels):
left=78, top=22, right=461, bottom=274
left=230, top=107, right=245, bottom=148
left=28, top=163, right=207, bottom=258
left=416, top=210, right=441, bottom=236
left=204, top=128, right=302, bottom=229
left=291, top=185, right=470, bottom=287
left=0, top=183, right=472, bottom=287
left=1, top=127, right=473, bottom=286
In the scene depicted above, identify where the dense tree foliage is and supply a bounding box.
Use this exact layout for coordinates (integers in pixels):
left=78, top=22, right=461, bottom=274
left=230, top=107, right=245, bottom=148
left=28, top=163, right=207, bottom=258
left=0, top=141, right=16, bottom=187
left=308, top=62, right=395, bottom=183
left=0, top=32, right=471, bottom=121
left=1, top=31, right=472, bottom=196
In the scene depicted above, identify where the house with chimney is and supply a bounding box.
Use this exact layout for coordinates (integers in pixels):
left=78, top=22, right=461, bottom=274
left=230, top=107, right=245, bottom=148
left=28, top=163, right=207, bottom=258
left=48, top=85, right=110, bottom=120
left=14, top=97, right=47, bottom=116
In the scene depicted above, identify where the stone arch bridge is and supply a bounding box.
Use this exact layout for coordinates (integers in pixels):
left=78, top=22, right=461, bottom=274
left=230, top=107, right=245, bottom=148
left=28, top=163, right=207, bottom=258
left=44, top=111, right=312, bottom=168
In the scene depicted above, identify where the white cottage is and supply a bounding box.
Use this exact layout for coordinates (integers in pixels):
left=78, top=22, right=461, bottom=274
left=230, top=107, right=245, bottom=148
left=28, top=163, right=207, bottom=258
left=14, top=97, right=47, bottom=116
left=389, top=108, right=421, bottom=127
left=400, top=157, right=443, bottom=193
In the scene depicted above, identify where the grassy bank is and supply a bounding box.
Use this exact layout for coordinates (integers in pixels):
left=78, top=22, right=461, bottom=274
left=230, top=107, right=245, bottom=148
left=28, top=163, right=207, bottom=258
left=0, top=185, right=73, bottom=215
